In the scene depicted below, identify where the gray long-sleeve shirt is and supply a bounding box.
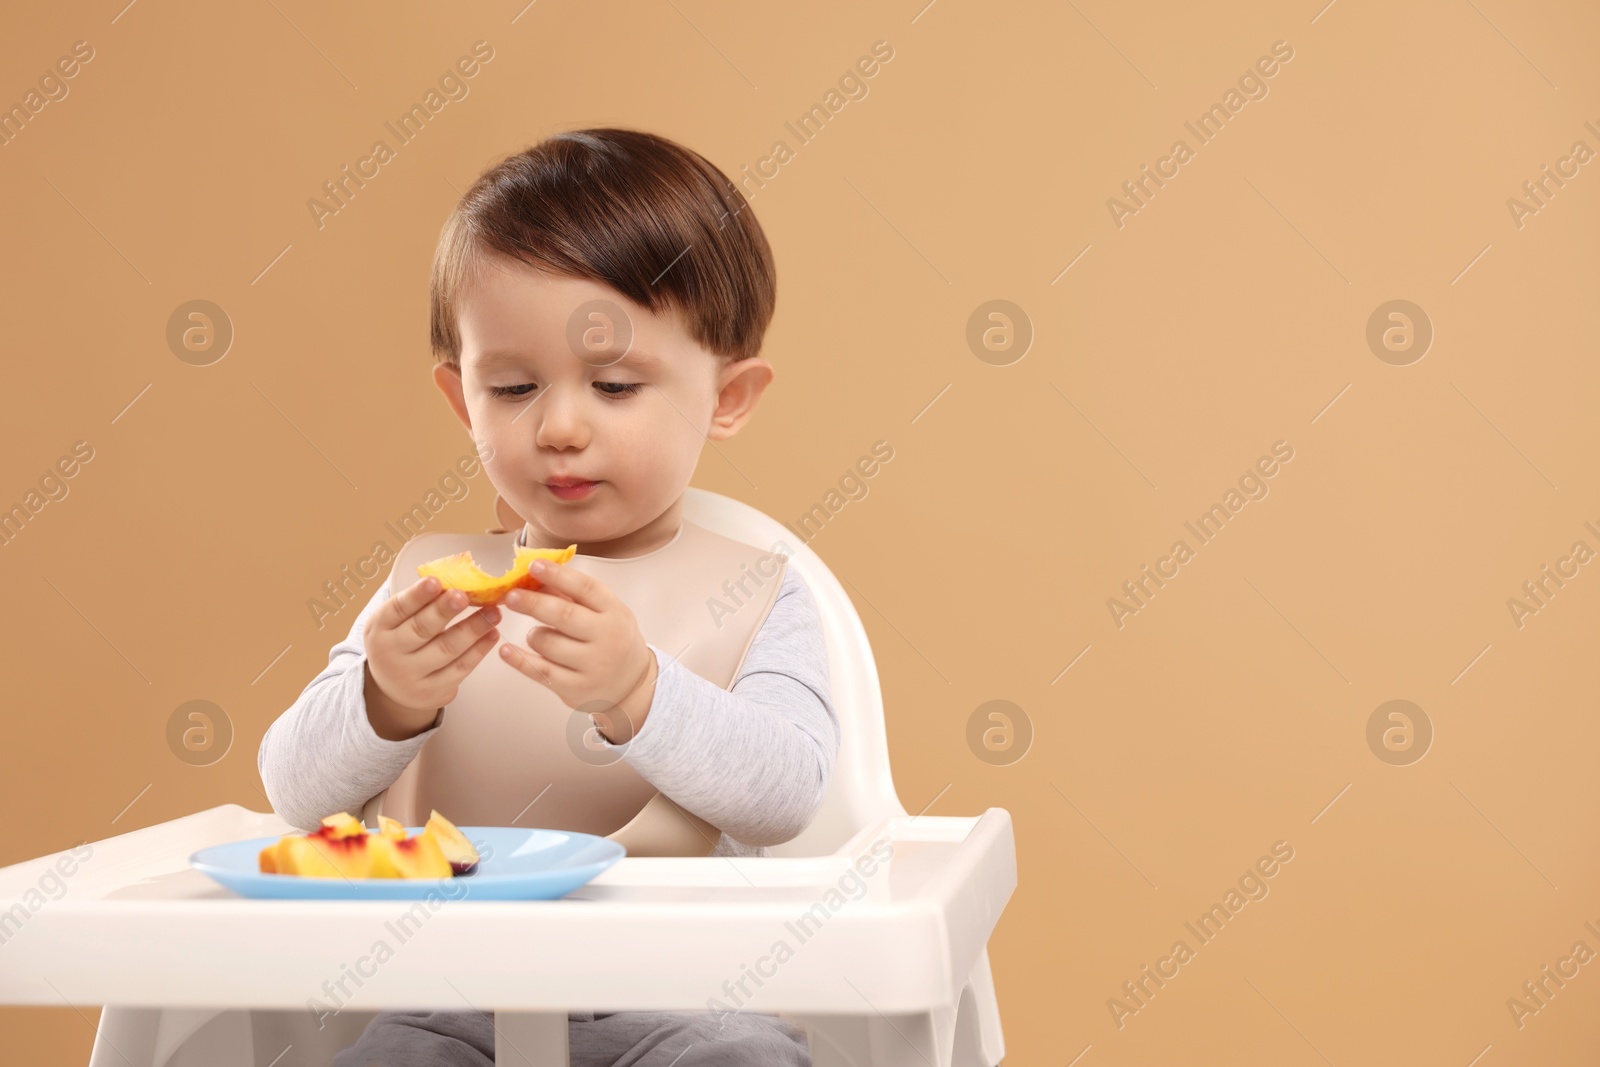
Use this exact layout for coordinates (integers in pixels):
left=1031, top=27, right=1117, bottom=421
left=257, top=564, right=838, bottom=858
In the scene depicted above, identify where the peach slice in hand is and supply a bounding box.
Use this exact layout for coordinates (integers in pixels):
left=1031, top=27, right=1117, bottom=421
left=416, top=543, right=578, bottom=607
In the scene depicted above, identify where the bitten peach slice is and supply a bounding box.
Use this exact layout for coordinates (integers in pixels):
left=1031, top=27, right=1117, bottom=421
left=416, top=544, right=578, bottom=607
left=377, top=815, right=407, bottom=841
left=424, top=809, right=481, bottom=875
left=369, top=832, right=452, bottom=879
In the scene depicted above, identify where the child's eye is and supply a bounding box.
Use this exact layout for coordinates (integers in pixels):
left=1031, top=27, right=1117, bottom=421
left=488, top=382, right=641, bottom=400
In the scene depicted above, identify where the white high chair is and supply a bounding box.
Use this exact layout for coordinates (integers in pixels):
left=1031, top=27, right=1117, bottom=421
left=0, top=487, right=1015, bottom=1066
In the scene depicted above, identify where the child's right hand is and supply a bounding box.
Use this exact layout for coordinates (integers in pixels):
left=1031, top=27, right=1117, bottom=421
left=362, top=576, right=501, bottom=736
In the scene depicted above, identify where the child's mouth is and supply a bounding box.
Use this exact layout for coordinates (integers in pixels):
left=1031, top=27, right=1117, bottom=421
left=546, top=480, right=598, bottom=501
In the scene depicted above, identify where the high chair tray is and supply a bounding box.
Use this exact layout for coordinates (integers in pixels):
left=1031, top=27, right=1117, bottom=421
left=0, top=803, right=1015, bottom=1015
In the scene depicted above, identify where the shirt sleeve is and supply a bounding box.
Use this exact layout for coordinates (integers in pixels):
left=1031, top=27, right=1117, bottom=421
left=256, top=575, right=446, bottom=831
left=593, top=565, right=840, bottom=848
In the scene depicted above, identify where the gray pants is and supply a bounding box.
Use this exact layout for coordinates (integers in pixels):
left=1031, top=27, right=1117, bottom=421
left=332, top=1007, right=812, bottom=1066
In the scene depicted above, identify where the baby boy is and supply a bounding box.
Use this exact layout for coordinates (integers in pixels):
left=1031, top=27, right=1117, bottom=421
left=257, top=127, right=838, bottom=1066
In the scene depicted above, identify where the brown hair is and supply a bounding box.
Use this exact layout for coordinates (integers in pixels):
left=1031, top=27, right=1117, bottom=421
left=430, top=127, right=776, bottom=367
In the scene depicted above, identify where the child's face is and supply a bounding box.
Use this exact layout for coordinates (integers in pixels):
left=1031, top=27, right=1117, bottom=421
left=434, top=253, right=771, bottom=555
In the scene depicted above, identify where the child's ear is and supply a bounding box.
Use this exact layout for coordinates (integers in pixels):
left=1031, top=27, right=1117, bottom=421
left=432, top=361, right=473, bottom=432
left=707, top=357, right=774, bottom=441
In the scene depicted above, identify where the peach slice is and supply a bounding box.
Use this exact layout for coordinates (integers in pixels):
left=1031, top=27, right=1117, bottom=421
left=278, top=833, right=378, bottom=879
left=319, top=812, right=366, bottom=840
left=417, top=543, right=578, bottom=607
left=424, top=809, right=481, bottom=875
left=369, top=832, right=452, bottom=879
left=259, top=810, right=471, bottom=879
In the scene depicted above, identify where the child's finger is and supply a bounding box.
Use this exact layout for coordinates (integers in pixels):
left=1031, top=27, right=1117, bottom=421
left=382, top=582, right=472, bottom=651
left=527, top=558, right=606, bottom=611
left=415, top=606, right=501, bottom=673
left=520, top=620, right=584, bottom=669
left=379, top=575, right=444, bottom=627
left=421, top=615, right=502, bottom=684
left=501, top=587, right=599, bottom=640
left=499, top=640, right=572, bottom=690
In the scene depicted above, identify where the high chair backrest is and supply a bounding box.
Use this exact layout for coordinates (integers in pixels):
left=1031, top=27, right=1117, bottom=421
left=680, top=487, right=907, bottom=856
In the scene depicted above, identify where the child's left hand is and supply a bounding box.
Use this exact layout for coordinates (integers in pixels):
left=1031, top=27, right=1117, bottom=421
left=497, top=559, right=657, bottom=742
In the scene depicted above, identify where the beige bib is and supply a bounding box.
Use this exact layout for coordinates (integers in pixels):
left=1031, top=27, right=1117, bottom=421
left=359, top=510, right=788, bottom=858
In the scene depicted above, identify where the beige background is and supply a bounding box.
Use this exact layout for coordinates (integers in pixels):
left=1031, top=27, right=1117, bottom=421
left=2, top=0, right=1597, bottom=1063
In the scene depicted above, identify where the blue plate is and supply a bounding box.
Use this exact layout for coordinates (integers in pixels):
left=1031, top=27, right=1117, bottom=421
left=190, top=826, right=625, bottom=900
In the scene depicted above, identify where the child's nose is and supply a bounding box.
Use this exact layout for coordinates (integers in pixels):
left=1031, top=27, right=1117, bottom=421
left=532, top=387, right=589, bottom=449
